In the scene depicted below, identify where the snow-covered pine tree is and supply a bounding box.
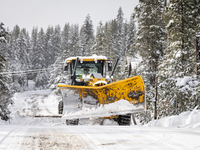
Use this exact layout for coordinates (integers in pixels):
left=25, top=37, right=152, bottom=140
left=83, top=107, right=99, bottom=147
left=102, top=22, right=109, bottom=58
left=122, top=20, right=128, bottom=57
left=36, top=28, right=46, bottom=68
left=29, top=27, right=49, bottom=89
left=35, top=68, right=49, bottom=89
left=126, top=12, right=136, bottom=57
left=15, top=28, right=31, bottom=90
left=116, top=20, right=131, bottom=81
left=52, top=25, right=62, bottom=61
left=0, top=22, right=8, bottom=44
left=44, top=26, right=54, bottom=67
left=158, top=0, right=200, bottom=117
left=115, top=7, right=124, bottom=60
left=0, top=22, right=12, bottom=121
left=7, top=26, right=31, bottom=91
left=2, top=26, right=20, bottom=92
left=49, top=23, right=75, bottom=93
left=80, top=14, right=94, bottom=56
left=134, top=0, right=167, bottom=120
left=30, top=27, right=38, bottom=69
left=61, top=23, right=71, bottom=59
left=10, top=25, right=21, bottom=63
left=70, top=24, right=80, bottom=56
left=102, top=21, right=116, bottom=60
left=92, top=21, right=104, bottom=55
left=160, top=0, right=199, bottom=79
left=114, top=7, right=134, bottom=81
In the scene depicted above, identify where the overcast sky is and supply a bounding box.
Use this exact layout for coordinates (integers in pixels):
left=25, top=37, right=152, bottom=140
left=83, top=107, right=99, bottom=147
left=1, top=0, right=139, bottom=34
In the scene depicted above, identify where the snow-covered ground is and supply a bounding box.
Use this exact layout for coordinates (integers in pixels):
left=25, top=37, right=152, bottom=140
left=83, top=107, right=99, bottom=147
left=0, top=89, right=200, bottom=149
left=147, top=106, right=200, bottom=129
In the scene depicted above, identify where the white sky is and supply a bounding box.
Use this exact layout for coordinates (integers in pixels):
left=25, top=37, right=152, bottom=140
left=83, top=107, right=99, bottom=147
left=0, top=0, right=139, bottom=34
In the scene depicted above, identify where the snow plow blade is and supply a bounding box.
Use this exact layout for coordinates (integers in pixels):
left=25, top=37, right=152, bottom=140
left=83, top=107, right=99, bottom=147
left=57, top=75, right=146, bottom=119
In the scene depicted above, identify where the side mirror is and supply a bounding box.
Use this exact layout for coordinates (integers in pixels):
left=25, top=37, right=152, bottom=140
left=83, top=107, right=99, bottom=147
left=64, top=63, right=69, bottom=71
left=107, top=60, right=112, bottom=71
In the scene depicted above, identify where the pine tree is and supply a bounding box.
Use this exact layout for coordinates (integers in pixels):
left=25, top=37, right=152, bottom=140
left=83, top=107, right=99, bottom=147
left=61, top=23, right=71, bottom=59
left=160, top=0, right=199, bottom=79
left=158, top=0, right=200, bottom=117
left=122, top=20, right=128, bottom=57
left=10, top=25, right=21, bottom=63
left=126, top=12, right=136, bottom=56
left=92, top=21, right=104, bottom=55
left=33, top=28, right=49, bottom=88
left=15, top=29, right=31, bottom=89
left=80, top=14, right=94, bottom=56
left=70, top=24, right=80, bottom=56
left=102, top=22, right=111, bottom=58
left=52, top=25, right=62, bottom=60
left=0, top=23, right=8, bottom=44
left=35, top=69, right=49, bottom=89
left=134, top=0, right=167, bottom=120
left=116, top=7, right=124, bottom=60
left=16, top=29, right=31, bottom=70
left=30, top=27, right=38, bottom=69
left=49, top=23, right=72, bottom=93
left=44, top=26, right=54, bottom=67
left=32, top=28, right=46, bottom=69
left=0, top=22, right=12, bottom=121
left=102, top=21, right=116, bottom=60
left=110, top=20, right=118, bottom=60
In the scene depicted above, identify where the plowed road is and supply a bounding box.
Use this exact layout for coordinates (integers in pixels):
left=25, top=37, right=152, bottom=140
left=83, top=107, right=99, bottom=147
left=0, top=125, right=199, bottom=150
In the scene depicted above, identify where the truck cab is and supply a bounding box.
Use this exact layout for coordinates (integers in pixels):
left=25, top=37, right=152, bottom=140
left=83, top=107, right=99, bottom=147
left=64, top=55, right=113, bottom=86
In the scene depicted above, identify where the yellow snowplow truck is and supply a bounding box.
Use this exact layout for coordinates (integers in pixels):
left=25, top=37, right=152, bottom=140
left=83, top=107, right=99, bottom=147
left=57, top=55, right=146, bottom=125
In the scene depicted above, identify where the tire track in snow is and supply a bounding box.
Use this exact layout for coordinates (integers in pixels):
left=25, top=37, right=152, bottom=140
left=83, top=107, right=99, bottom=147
left=0, top=128, right=18, bottom=145
left=0, top=127, right=27, bottom=150
left=18, top=127, right=87, bottom=150
left=78, top=126, right=126, bottom=150
left=66, top=127, right=97, bottom=150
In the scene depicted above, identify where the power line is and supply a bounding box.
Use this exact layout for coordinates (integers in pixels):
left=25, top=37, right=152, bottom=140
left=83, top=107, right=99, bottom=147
left=0, top=67, right=62, bottom=75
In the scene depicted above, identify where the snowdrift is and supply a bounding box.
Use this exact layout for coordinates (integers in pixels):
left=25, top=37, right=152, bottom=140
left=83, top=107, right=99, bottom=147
left=147, top=106, right=200, bottom=128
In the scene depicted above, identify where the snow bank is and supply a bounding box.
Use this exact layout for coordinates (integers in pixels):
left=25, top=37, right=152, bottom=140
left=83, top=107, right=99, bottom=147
left=147, top=106, right=200, bottom=128
left=0, top=119, right=9, bottom=125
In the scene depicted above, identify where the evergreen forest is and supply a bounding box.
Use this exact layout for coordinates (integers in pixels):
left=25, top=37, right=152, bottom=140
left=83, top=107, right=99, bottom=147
left=0, top=0, right=200, bottom=122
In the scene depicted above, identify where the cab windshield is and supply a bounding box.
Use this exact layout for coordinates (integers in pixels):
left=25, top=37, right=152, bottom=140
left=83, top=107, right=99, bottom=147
left=72, top=61, right=104, bottom=77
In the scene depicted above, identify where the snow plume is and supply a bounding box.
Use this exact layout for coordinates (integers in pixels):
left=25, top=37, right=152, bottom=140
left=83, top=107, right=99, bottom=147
left=147, top=106, right=200, bottom=128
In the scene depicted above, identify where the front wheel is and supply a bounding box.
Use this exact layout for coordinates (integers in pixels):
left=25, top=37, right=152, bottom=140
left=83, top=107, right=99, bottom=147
left=117, top=114, right=131, bottom=126
left=66, top=119, right=79, bottom=125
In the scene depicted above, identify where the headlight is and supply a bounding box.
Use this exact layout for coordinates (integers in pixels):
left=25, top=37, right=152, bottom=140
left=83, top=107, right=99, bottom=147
left=75, top=79, right=83, bottom=82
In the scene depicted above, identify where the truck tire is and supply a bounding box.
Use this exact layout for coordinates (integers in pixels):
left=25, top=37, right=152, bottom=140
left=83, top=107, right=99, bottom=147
left=66, top=119, right=79, bottom=125
left=117, top=114, right=131, bottom=126
left=58, top=100, right=63, bottom=114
